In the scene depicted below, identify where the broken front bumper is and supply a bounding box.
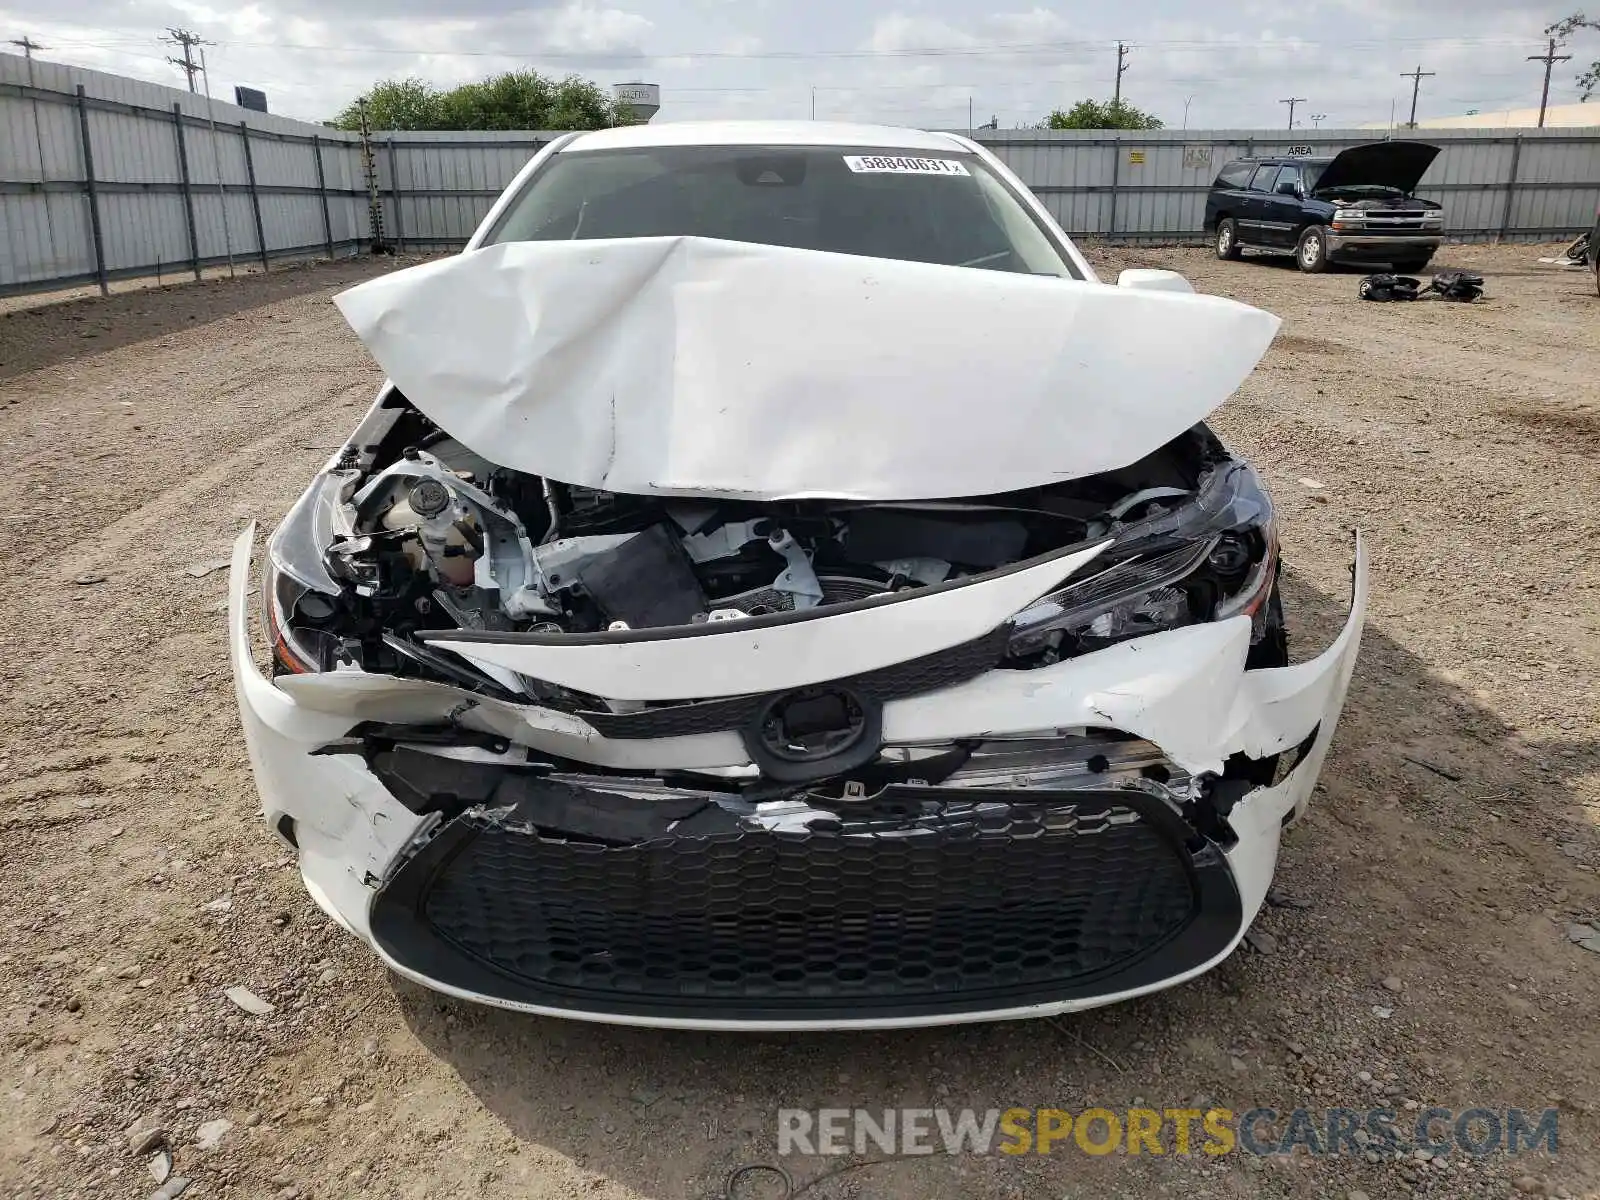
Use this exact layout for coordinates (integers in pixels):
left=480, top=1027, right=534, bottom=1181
left=229, top=526, right=1368, bottom=1030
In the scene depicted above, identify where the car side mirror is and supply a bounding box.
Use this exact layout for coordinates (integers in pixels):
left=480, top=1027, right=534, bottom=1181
left=1277, top=180, right=1301, bottom=197
left=1116, top=269, right=1195, bottom=294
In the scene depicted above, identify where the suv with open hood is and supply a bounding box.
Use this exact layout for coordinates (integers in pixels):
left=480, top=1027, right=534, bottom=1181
left=1205, top=140, right=1443, bottom=273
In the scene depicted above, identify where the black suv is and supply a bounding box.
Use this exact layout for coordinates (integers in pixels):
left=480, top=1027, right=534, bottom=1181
left=1204, top=141, right=1443, bottom=273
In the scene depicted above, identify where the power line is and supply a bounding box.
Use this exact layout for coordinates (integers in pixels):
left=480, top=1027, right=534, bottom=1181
left=1280, top=96, right=1306, bottom=128
left=1527, top=38, right=1572, bottom=127
left=195, top=32, right=1551, bottom=62
left=162, top=27, right=207, bottom=93
left=19, top=35, right=173, bottom=64
left=1400, top=63, right=1435, bottom=128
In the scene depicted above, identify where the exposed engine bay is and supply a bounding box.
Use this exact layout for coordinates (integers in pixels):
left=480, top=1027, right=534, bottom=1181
left=265, top=389, right=1287, bottom=704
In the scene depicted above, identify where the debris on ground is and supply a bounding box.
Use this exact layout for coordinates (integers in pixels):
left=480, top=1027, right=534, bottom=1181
left=1358, top=274, right=1421, bottom=301
left=1538, top=232, right=1589, bottom=267
left=1567, top=923, right=1600, bottom=954
left=223, top=985, right=275, bottom=1016
left=2, top=245, right=1596, bottom=1200
left=1429, top=270, right=1484, bottom=301
left=194, top=1118, right=233, bottom=1150
left=1244, top=929, right=1279, bottom=954
left=127, top=1125, right=166, bottom=1155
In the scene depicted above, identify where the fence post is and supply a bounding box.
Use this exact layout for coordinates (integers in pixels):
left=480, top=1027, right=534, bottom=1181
left=238, top=121, right=270, bottom=271
left=73, top=85, right=109, bottom=297
left=1107, top=137, right=1121, bottom=240
left=1498, top=134, right=1524, bottom=243
left=387, top=136, right=406, bottom=253
left=171, top=103, right=201, bottom=281
left=311, top=135, right=335, bottom=260
left=356, top=98, right=386, bottom=252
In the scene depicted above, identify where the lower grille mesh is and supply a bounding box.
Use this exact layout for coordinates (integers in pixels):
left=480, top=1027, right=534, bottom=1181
left=414, top=799, right=1198, bottom=1007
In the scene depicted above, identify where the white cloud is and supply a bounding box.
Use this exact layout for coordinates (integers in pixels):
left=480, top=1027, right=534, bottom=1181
left=536, top=1, right=653, bottom=54
left=0, top=0, right=1576, bottom=127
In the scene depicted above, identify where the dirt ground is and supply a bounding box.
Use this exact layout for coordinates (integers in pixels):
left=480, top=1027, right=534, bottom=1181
left=0, top=243, right=1597, bottom=1200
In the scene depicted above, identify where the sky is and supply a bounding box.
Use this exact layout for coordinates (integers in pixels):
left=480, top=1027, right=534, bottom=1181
left=0, top=0, right=1592, bottom=130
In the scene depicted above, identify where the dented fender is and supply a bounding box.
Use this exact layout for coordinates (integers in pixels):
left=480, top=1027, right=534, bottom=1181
left=883, top=532, right=1368, bottom=777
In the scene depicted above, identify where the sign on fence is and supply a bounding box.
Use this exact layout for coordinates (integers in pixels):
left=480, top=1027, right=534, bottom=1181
left=1182, top=145, right=1214, bottom=171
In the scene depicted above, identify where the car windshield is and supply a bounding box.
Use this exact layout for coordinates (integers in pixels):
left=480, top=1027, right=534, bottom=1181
left=1301, top=162, right=1329, bottom=191
left=485, top=144, right=1078, bottom=277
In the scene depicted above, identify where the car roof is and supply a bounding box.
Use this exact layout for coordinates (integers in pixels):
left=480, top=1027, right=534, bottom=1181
left=561, top=120, right=973, bottom=154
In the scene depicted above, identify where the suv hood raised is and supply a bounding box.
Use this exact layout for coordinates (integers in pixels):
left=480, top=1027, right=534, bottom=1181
left=334, top=236, right=1280, bottom=501
left=1312, top=140, right=1440, bottom=196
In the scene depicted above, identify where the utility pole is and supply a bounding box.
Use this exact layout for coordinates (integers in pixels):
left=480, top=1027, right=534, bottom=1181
left=1528, top=38, right=1572, bottom=128
left=1112, top=41, right=1129, bottom=107
left=1280, top=97, right=1306, bottom=129
left=7, top=34, right=43, bottom=85
left=1400, top=64, right=1434, bottom=129
left=198, top=44, right=235, bottom=277
left=163, top=27, right=205, bottom=93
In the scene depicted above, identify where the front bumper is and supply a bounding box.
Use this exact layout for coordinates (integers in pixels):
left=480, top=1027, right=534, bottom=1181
left=229, top=527, right=1369, bottom=1030
left=1325, top=232, right=1441, bottom=260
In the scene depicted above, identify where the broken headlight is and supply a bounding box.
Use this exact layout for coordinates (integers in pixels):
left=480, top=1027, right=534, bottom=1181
left=1008, top=461, right=1279, bottom=661
left=1007, top=539, right=1215, bottom=658
left=263, top=473, right=347, bottom=674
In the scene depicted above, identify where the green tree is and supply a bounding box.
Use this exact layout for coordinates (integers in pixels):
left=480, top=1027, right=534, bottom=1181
left=334, top=77, right=442, bottom=131
left=548, top=75, right=628, bottom=130
left=333, top=70, right=631, bottom=131
left=1547, top=13, right=1599, bottom=99
left=1041, top=99, right=1164, bottom=130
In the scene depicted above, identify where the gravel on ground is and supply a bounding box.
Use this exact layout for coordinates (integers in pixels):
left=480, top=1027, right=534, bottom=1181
left=0, top=243, right=1595, bottom=1199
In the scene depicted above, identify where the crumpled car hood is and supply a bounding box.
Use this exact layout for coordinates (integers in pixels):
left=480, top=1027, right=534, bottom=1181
left=334, top=236, right=1280, bottom=501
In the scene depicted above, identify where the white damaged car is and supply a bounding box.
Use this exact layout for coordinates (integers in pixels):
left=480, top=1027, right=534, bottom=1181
left=230, top=121, right=1367, bottom=1029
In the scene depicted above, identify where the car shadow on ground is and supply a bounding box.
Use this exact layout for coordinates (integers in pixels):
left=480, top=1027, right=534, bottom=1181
left=0, top=255, right=397, bottom=381
left=389, top=566, right=1597, bottom=1199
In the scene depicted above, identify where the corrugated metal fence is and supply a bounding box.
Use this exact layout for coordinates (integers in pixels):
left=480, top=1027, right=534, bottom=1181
left=5, top=50, right=1600, bottom=299
left=981, top=128, right=1599, bottom=243
left=1, top=53, right=370, bottom=296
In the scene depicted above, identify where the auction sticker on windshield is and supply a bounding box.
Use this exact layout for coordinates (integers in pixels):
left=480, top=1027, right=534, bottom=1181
left=843, top=155, right=971, bottom=176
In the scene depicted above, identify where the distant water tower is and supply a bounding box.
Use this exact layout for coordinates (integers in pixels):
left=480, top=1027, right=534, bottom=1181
left=612, top=82, right=661, bottom=123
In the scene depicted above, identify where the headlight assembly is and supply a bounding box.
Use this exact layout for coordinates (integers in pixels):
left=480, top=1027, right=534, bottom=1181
left=262, top=473, right=349, bottom=675
left=1007, top=462, right=1280, bottom=663
left=1008, top=538, right=1215, bottom=657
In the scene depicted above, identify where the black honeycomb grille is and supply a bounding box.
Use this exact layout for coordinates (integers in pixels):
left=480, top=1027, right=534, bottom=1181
left=401, top=796, right=1201, bottom=1011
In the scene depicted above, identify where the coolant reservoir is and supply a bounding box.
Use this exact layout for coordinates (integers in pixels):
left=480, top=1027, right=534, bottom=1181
left=381, top=480, right=479, bottom=586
